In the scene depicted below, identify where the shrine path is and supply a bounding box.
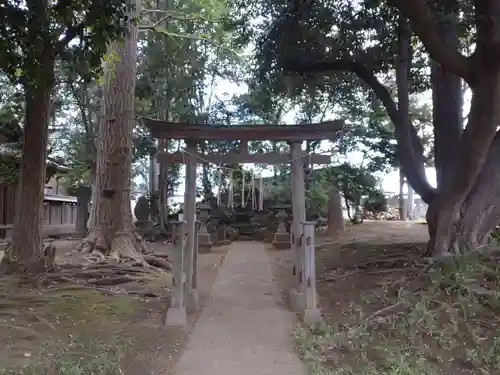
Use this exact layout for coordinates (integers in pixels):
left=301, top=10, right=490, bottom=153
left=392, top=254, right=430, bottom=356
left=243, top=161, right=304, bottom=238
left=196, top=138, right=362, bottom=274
left=173, top=241, right=307, bottom=375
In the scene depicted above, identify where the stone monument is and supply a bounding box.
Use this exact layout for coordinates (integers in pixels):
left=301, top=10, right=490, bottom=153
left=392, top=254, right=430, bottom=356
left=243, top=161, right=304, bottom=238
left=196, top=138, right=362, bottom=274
left=272, top=204, right=291, bottom=249
left=196, top=203, right=213, bottom=252
left=134, top=196, right=154, bottom=237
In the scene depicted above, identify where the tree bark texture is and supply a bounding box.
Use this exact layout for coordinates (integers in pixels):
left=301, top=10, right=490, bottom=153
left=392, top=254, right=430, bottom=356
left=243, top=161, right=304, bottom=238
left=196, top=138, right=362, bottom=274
left=417, top=0, right=500, bottom=254
left=79, top=20, right=145, bottom=260
left=0, top=0, right=55, bottom=275
left=326, top=187, right=344, bottom=237
left=1, top=82, right=54, bottom=274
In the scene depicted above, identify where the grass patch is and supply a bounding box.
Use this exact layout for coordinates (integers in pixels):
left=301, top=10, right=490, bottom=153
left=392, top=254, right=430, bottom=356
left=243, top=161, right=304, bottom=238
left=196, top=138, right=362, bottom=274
left=0, top=283, right=142, bottom=373
left=0, top=336, right=129, bottom=375
left=42, top=289, right=137, bottom=329
left=303, top=247, right=500, bottom=375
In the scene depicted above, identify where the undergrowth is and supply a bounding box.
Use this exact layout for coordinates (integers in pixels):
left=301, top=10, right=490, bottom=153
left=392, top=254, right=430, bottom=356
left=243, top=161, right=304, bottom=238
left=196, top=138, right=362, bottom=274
left=297, top=253, right=500, bottom=375
left=0, top=337, right=128, bottom=375
left=0, top=283, right=140, bottom=374
left=491, top=226, right=500, bottom=244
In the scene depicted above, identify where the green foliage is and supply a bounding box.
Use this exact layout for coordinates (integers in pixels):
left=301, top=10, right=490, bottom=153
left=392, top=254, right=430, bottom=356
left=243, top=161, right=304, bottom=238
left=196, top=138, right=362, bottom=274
left=56, top=131, right=93, bottom=188
left=305, top=177, right=330, bottom=218
left=363, top=189, right=387, bottom=213
left=0, top=0, right=131, bottom=198
left=330, top=163, right=383, bottom=209
left=269, top=163, right=385, bottom=218
left=134, top=0, right=249, bottom=198
left=0, top=0, right=129, bottom=84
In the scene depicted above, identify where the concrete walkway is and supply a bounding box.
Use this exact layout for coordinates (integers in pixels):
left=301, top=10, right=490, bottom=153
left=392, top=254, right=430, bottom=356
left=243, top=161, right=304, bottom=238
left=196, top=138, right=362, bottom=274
left=173, top=242, right=307, bottom=375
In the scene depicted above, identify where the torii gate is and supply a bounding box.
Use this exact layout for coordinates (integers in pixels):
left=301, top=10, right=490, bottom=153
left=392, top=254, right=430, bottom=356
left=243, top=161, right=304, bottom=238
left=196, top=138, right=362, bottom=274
left=143, top=119, right=344, bottom=326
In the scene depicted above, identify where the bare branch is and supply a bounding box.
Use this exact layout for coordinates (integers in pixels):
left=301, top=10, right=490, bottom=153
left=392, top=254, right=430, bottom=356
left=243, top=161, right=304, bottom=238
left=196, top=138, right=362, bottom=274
left=137, top=26, right=244, bottom=58
left=393, top=0, right=472, bottom=82
left=141, top=9, right=216, bottom=26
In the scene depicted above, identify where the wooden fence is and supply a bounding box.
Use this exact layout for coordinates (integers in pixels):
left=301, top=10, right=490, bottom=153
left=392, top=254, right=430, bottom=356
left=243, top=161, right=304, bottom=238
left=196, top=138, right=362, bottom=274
left=0, top=184, right=78, bottom=240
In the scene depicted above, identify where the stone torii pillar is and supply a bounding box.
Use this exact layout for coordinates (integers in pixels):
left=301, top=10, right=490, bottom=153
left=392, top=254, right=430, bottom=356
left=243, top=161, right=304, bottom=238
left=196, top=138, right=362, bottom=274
left=289, top=141, right=306, bottom=312
left=183, top=138, right=199, bottom=313
left=164, top=220, right=186, bottom=326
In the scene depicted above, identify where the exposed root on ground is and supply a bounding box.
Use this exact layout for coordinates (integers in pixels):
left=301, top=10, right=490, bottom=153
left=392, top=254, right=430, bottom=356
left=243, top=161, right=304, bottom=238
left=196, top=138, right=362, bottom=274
left=12, top=261, right=171, bottom=299
left=0, top=228, right=174, bottom=289
left=73, top=228, right=171, bottom=277
left=39, top=262, right=158, bottom=285
left=0, top=244, right=57, bottom=276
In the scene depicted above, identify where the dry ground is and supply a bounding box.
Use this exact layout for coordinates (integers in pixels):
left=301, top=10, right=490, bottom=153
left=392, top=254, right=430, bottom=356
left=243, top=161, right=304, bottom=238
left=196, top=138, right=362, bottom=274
left=0, top=240, right=228, bottom=375
left=268, top=221, right=500, bottom=375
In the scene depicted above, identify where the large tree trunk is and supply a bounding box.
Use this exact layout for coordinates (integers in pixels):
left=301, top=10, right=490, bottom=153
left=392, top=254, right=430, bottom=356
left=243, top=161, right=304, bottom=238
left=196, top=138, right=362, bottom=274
left=426, top=133, right=500, bottom=253
left=0, top=83, right=54, bottom=274
left=326, top=187, right=344, bottom=237
left=431, top=58, right=462, bottom=188
left=426, top=67, right=500, bottom=254
left=424, top=2, right=500, bottom=255
left=79, top=20, right=145, bottom=260
left=454, top=135, right=500, bottom=249
left=0, top=0, right=55, bottom=275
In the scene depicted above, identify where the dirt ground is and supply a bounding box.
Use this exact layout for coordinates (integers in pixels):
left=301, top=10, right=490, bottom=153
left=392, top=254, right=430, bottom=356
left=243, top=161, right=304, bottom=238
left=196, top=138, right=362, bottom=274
left=0, top=240, right=228, bottom=375
left=268, top=221, right=500, bottom=375
left=4, top=221, right=500, bottom=375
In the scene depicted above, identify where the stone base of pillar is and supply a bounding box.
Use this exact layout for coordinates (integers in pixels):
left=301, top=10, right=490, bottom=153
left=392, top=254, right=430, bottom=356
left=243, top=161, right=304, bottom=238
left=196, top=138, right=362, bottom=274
left=289, top=288, right=305, bottom=312
left=302, top=308, right=323, bottom=329
left=164, top=306, right=187, bottom=326
left=263, top=230, right=274, bottom=243
left=186, top=290, right=199, bottom=313
left=198, top=234, right=213, bottom=253
left=272, top=233, right=291, bottom=249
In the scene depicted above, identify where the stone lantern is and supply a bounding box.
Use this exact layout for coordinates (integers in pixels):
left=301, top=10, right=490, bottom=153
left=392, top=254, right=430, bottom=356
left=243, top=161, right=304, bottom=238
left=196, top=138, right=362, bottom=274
left=272, top=204, right=291, bottom=249
left=196, top=203, right=212, bottom=252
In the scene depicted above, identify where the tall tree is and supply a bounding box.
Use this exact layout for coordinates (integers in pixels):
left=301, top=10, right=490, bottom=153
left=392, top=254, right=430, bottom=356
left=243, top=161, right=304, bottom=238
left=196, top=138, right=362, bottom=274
left=79, top=9, right=144, bottom=259
left=253, top=0, right=500, bottom=255
left=0, top=0, right=127, bottom=274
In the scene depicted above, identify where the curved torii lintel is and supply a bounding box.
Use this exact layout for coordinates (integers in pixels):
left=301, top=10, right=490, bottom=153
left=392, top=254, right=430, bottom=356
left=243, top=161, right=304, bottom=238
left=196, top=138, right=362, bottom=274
left=143, top=118, right=344, bottom=141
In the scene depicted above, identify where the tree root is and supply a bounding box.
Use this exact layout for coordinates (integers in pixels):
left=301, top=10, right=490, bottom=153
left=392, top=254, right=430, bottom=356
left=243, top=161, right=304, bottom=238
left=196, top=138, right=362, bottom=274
left=0, top=323, right=40, bottom=338
left=7, top=229, right=174, bottom=289
left=0, top=244, right=57, bottom=276
left=365, top=301, right=405, bottom=322
left=349, top=256, right=424, bottom=271
left=74, top=228, right=171, bottom=276
left=35, top=260, right=170, bottom=288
